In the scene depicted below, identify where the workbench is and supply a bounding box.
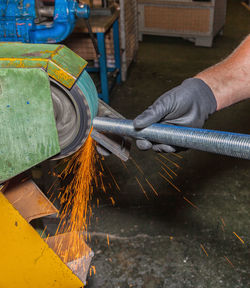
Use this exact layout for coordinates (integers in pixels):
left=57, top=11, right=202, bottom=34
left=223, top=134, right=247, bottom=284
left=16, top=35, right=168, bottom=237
left=75, top=11, right=121, bottom=103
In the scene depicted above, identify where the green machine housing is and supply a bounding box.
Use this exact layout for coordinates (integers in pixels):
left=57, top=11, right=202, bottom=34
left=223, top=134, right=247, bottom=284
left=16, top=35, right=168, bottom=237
left=0, top=43, right=99, bottom=183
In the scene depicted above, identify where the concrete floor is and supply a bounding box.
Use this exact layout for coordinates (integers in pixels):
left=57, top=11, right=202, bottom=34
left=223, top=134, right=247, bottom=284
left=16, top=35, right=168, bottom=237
left=86, top=1, right=250, bottom=287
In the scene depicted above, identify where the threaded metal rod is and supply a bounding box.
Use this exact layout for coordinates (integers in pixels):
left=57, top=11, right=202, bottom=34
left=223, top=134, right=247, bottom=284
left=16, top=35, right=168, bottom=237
left=93, top=117, right=250, bottom=160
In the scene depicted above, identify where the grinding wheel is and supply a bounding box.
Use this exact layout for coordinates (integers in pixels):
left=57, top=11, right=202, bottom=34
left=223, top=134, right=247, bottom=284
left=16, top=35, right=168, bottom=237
left=50, top=78, right=94, bottom=160
left=0, top=44, right=99, bottom=183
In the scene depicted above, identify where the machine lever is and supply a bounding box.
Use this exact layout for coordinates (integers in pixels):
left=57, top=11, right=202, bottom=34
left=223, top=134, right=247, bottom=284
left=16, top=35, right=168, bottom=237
left=93, top=117, right=250, bottom=160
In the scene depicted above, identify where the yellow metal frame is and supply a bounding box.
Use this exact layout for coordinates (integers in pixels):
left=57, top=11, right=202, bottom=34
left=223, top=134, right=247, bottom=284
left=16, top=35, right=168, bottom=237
left=0, top=191, right=84, bottom=288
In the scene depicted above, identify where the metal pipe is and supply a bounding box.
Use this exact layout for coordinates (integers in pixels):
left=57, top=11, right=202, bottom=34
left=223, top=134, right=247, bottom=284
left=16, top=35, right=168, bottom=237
left=30, top=22, right=72, bottom=43
left=93, top=117, right=250, bottom=160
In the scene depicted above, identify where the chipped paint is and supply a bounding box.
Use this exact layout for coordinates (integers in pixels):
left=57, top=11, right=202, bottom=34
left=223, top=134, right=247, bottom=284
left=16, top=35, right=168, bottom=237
left=0, top=0, right=89, bottom=43
left=0, top=43, right=88, bottom=88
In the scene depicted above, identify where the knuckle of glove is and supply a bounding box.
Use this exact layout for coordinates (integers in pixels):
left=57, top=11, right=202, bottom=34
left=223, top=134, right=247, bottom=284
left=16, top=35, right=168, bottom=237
left=136, top=139, right=152, bottom=150
left=152, top=144, right=176, bottom=153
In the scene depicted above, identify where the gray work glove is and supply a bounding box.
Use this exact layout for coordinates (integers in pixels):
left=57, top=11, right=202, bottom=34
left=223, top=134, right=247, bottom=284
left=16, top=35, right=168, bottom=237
left=133, top=78, right=217, bottom=153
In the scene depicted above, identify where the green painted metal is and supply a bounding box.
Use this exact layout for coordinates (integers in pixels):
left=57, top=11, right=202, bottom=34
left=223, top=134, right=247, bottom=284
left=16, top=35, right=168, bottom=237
left=0, top=43, right=56, bottom=58
left=50, top=45, right=87, bottom=78
left=0, top=43, right=87, bottom=89
left=76, top=70, right=98, bottom=121
left=0, top=68, right=60, bottom=183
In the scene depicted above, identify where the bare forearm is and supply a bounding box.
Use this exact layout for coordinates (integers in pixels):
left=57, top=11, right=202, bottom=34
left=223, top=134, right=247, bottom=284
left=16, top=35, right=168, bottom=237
left=196, top=35, right=250, bottom=110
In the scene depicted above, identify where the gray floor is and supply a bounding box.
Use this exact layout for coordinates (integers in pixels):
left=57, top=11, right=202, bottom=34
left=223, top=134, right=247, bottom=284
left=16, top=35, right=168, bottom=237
left=86, top=1, right=250, bottom=287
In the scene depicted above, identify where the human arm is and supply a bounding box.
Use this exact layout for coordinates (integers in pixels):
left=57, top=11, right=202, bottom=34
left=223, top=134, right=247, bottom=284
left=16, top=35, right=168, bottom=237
left=133, top=35, right=250, bottom=152
left=196, top=35, right=250, bottom=110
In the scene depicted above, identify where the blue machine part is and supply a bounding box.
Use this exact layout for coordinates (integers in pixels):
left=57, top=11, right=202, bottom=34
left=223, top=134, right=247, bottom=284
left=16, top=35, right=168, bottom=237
left=0, top=0, right=90, bottom=43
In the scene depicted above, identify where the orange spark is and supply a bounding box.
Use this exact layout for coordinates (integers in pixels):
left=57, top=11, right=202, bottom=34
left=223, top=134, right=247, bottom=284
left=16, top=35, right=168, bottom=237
left=47, top=177, right=61, bottom=197
left=120, top=160, right=128, bottom=170
left=98, top=157, right=104, bottom=172
left=54, top=132, right=98, bottom=267
left=45, top=233, right=51, bottom=242
left=183, top=196, right=199, bottom=210
left=170, top=152, right=182, bottom=159
left=220, top=217, right=226, bottom=226
left=110, top=197, right=115, bottom=206
left=155, top=157, right=176, bottom=177
left=200, top=244, right=208, bottom=256
left=224, top=256, right=234, bottom=268
left=98, top=171, right=106, bottom=193
left=158, top=172, right=181, bottom=193
left=107, top=234, right=110, bottom=246
left=130, top=157, right=144, bottom=175
left=160, top=165, right=174, bottom=179
left=145, top=178, right=158, bottom=196
left=40, top=225, right=47, bottom=238
left=159, top=154, right=180, bottom=168
left=106, top=165, right=120, bottom=191
left=233, top=232, right=245, bottom=244
left=135, top=177, right=149, bottom=199
left=89, top=265, right=96, bottom=276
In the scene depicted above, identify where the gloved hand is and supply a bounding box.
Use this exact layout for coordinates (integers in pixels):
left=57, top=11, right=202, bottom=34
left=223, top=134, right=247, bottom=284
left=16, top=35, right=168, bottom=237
left=133, top=78, right=217, bottom=153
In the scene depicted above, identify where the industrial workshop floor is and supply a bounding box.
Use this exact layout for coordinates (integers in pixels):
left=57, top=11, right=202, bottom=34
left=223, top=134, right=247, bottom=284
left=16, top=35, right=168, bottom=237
left=85, top=1, right=250, bottom=287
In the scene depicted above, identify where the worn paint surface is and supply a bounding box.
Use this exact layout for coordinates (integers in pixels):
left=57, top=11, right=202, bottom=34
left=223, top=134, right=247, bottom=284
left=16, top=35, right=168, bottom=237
left=0, top=0, right=89, bottom=43
left=0, top=68, right=60, bottom=183
left=0, top=43, right=87, bottom=88
left=0, top=191, right=83, bottom=288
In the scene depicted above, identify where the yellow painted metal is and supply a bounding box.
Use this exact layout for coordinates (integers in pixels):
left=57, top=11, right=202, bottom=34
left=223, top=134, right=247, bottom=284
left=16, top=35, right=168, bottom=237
left=0, top=192, right=84, bottom=288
